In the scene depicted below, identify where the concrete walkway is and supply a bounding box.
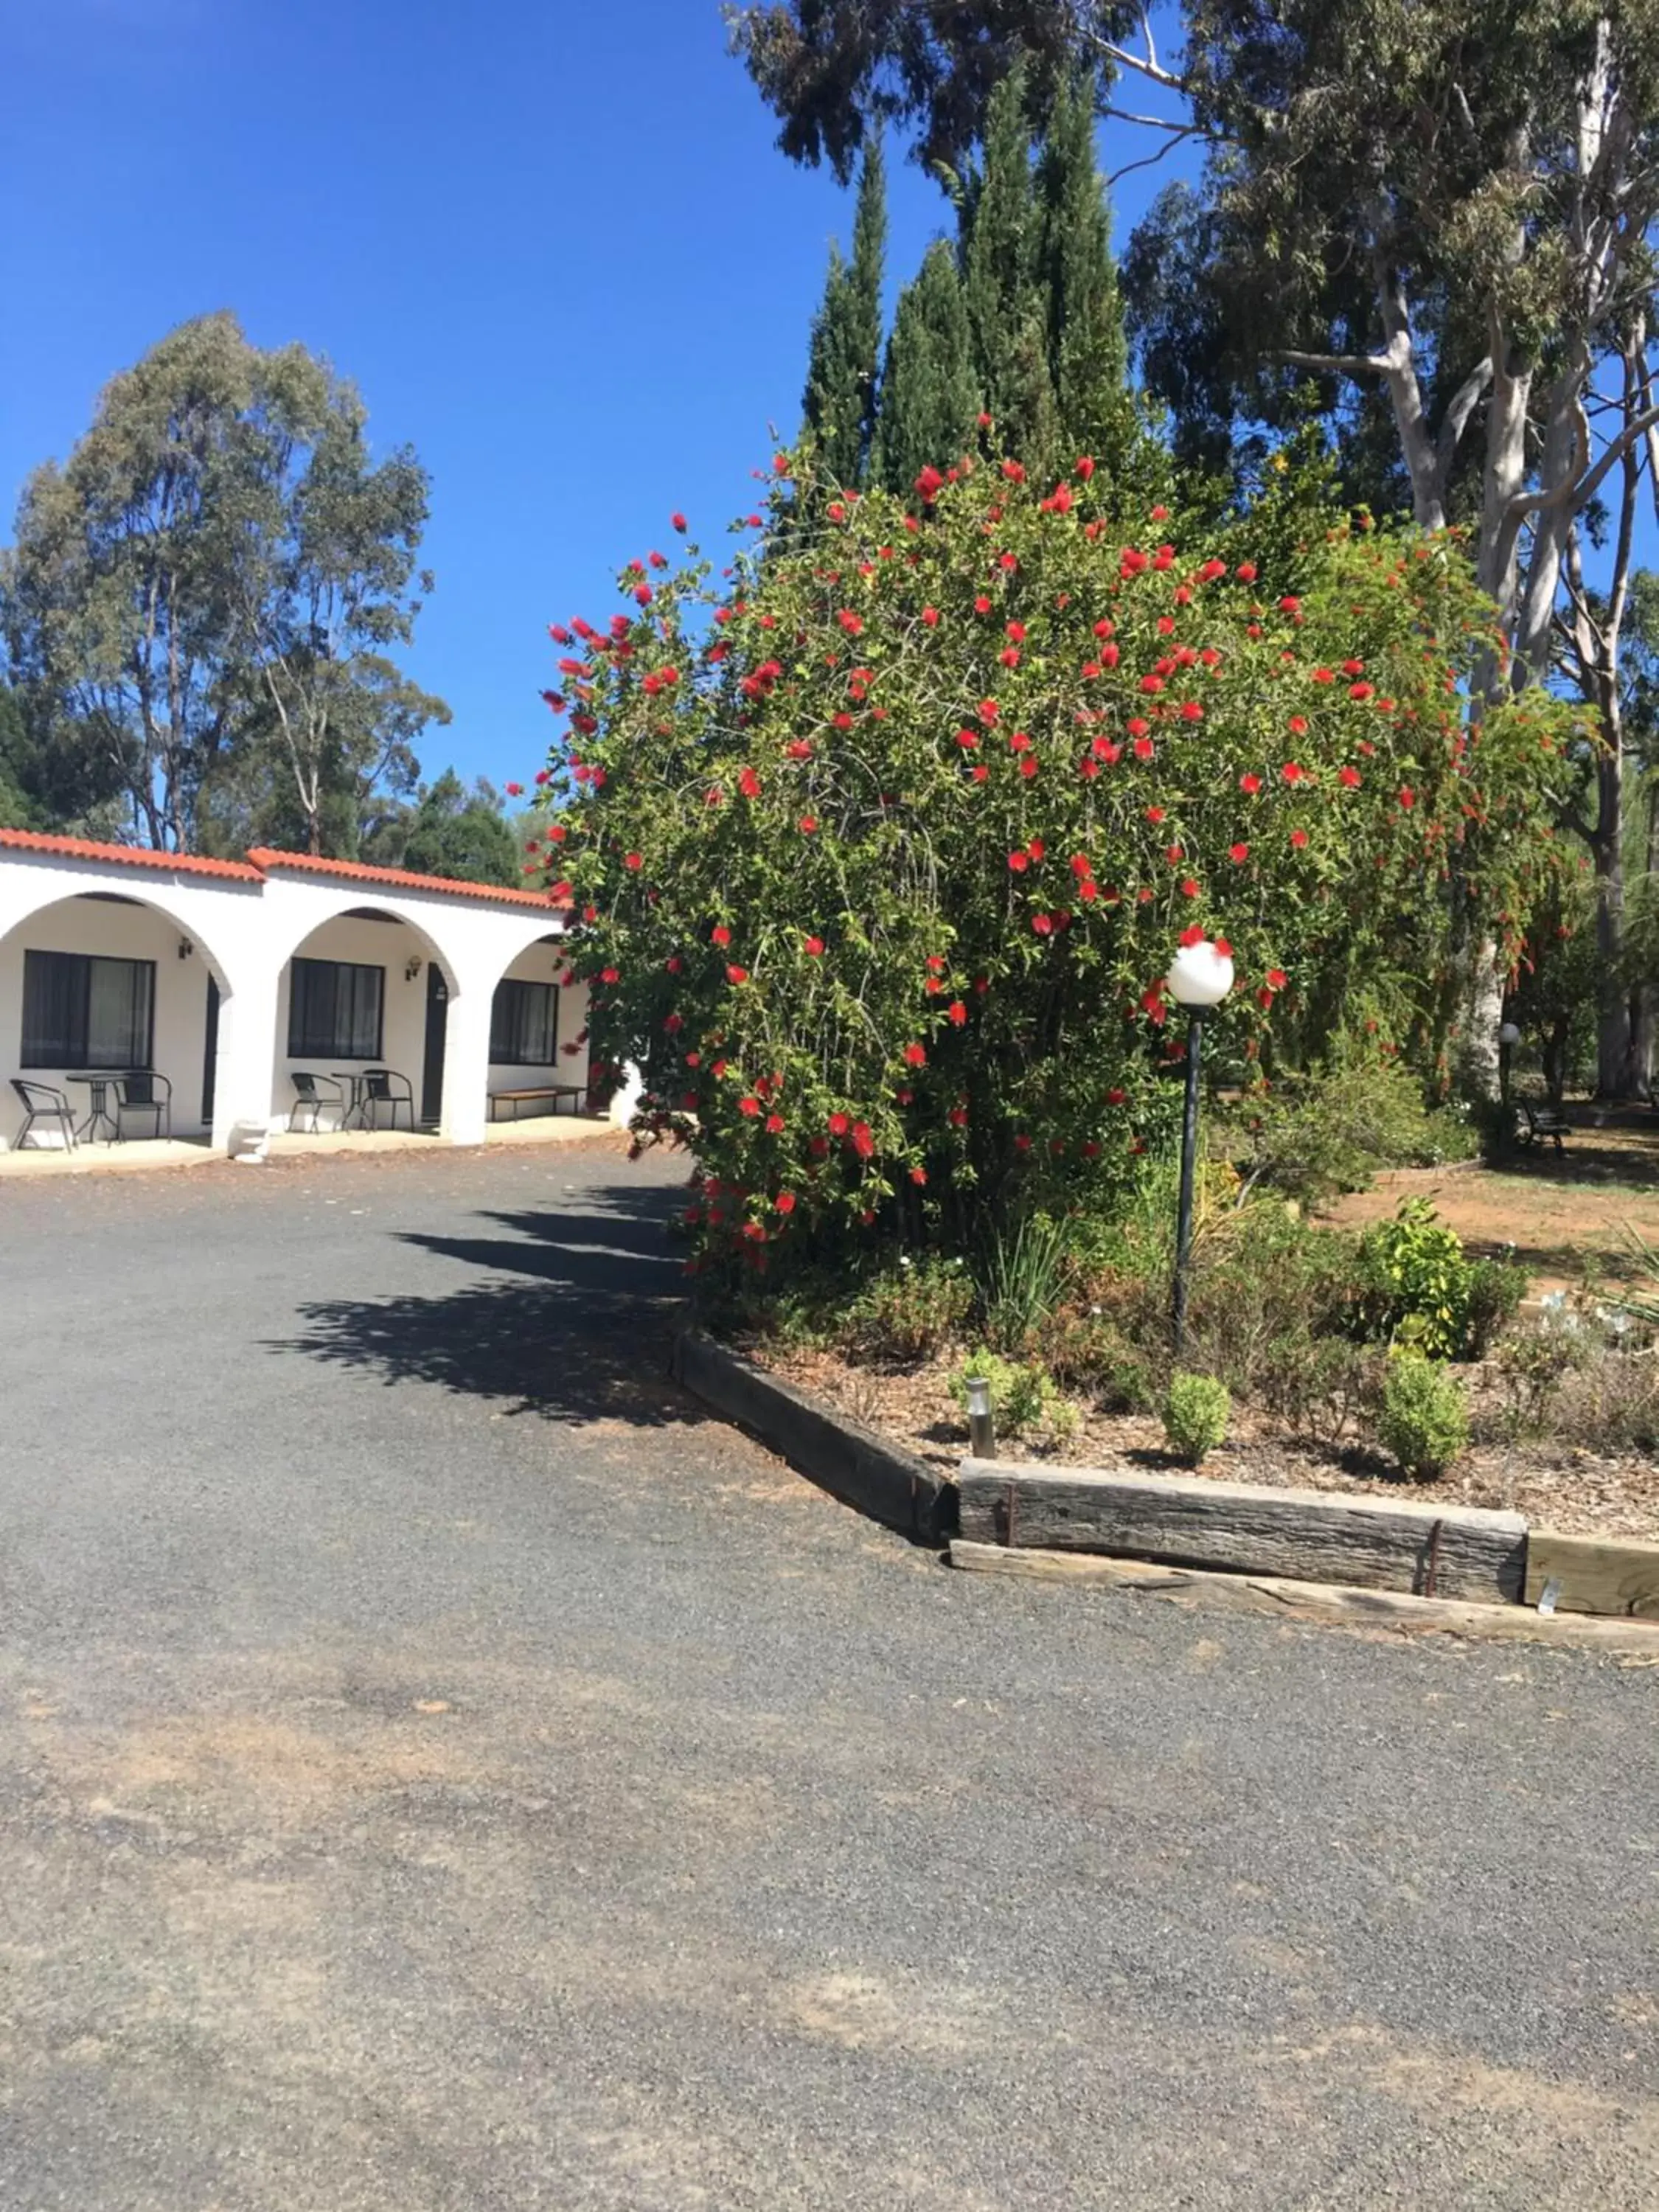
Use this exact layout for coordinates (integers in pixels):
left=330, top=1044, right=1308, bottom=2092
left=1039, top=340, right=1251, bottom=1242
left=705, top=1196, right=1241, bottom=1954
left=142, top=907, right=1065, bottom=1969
left=0, top=1112, right=617, bottom=1177
left=0, top=1147, right=1655, bottom=2210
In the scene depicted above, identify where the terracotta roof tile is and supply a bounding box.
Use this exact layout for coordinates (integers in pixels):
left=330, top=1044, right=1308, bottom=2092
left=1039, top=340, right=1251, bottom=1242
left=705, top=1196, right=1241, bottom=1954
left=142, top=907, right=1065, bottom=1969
left=246, top=848, right=569, bottom=911
left=0, top=828, right=264, bottom=880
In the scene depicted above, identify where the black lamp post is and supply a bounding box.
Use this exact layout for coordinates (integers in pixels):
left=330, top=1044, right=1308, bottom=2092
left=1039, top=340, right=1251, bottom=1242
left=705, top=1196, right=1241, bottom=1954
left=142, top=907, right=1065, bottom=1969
left=1498, top=1019, right=1520, bottom=1110
left=1166, top=939, right=1235, bottom=1360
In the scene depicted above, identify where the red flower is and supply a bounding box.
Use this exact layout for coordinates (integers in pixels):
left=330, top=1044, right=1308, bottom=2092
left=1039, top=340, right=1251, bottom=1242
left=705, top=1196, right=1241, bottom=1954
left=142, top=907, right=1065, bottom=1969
left=1229, top=842, right=1250, bottom=863
left=1290, top=828, right=1309, bottom=849
left=738, top=768, right=762, bottom=798
left=978, top=698, right=999, bottom=725
left=785, top=740, right=813, bottom=760
left=974, top=594, right=993, bottom=614
left=1236, top=563, right=1257, bottom=581
left=921, top=605, right=939, bottom=627
left=1266, top=968, right=1287, bottom=990
left=999, top=647, right=1020, bottom=667
left=1014, top=1134, right=1032, bottom=1153
left=1311, top=667, right=1335, bottom=685
left=1076, top=456, right=1095, bottom=480
left=903, top=1042, right=927, bottom=1067
left=504, top=781, right=523, bottom=796
left=837, top=608, right=863, bottom=636
left=1032, top=914, right=1053, bottom=936
left=1288, top=714, right=1308, bottom=737
left=1180, top=877, right=1200, bottom=898
left=1001, top=459, right=1026, bottom=483
left=914, top=465, right=945, bottom=500
left=633, top=584, right=653, bottom=606
left=726, top=964, right=750, bottom=984
left=738, top=1096, right=762, bottom=1118
left=1179, top=924, right=1205, bottom=947
left=775, top=1190, right=797, bottom=1214
left=765, top=1113, right=786, bottom=1135
left=798, top=815, right=818, bottom=834
left=1339, top=765, right=1362, bottom=788
left=1399, top=786, right=1416, bottom=810
left=1106, top=1087, right=1127, bottom=1105
left=1145, top=806, right=1166, bottom=825
left=1239, top=773, right=1262, bottom=794
left=1139, top=674, right=1165, bottom=694
left=711, top=924, right=731, bottom=946
left=827, top=1112, right=850, bottom=1137
left=672, top=511, right=688, bottom=532
left=624, top=851, right=643, bottom=871
left=599, top=966, right=619, bottom=984
left=1279, top=595, right=1301, bottom=613
left=1180, top=700, right=1203, bottom=721
left=849, top=1121, right=875, bottom=1159
left=804, top=934, right=825, bottom=956
left=1281, top=762, right=1306, bottom=784
left=1008, top=849, right=1029, bottom=873
left=947, top=1000, right=967, bottom=1026
left=1349, top=681, right=1374, bottom=700
left=1133, top=737, right=1155, bottom=761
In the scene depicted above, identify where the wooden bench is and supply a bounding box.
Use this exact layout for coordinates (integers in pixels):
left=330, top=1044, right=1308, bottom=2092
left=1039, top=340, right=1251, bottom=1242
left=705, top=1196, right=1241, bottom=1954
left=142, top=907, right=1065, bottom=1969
left=1516, top=1098, right=1572, bottom=1154
left=488, top=1085, right=588, bottom=1124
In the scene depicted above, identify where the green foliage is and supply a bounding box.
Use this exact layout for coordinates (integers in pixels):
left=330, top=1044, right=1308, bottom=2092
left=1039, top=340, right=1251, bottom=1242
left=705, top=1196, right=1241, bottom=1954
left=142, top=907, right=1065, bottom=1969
left=978, top=1211, right=1069, bottom=1351
left=801, top=139, right=886, bottom=493
left=871, top=240, right=981, bottom=496
left=544, top=446, right=1573, bottom=1277
left=1352, top=1200, right=1478, bottom=1361
left=1162, top=1371, right=1230, bottom=1464
left=1233, top=1038, right=1475, bottom=1208
left=1609, top=1225, right=1659, bottom=1330
left=950, top=1348, right=1072, bottom=1442
left=1, top=310, right=448, bottom=856
left=844, top=1255, right=973, bottom=1361
left=390, top=771, right=520, bottom=887
left=1376, top=1354, right=1470, bottom=1480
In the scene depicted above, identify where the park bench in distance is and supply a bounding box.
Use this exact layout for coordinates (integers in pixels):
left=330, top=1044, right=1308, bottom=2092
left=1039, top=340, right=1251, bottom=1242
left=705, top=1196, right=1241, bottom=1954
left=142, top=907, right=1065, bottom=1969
left=1515, top=1098, right=1571, bottom=1155
left=488, top=1084, right=588, bottom=1123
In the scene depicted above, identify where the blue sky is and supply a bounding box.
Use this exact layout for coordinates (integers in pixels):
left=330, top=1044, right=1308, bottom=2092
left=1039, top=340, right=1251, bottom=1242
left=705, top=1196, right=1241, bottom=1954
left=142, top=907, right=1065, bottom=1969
left=0, top=0, right=1194, bottom=800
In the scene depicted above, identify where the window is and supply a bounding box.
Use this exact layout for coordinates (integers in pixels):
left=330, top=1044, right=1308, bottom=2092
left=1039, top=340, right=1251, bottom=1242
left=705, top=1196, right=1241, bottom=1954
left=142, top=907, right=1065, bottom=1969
left=490, top=977, right=557, bottom=1065
left=22, top=951, right=155, bottom=1068
left=287, top=958, right=384, bottom=1060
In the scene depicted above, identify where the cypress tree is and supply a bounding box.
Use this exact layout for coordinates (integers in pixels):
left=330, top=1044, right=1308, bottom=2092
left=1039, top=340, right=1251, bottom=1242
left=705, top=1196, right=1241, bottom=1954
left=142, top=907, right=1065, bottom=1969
left=801, top=136, right=886, bottom=492
left=1036, top=72, right=1133, bottom=473
left=871, top=239, right=980, bottom=493
left=958, top=69, right=1054, bottom=475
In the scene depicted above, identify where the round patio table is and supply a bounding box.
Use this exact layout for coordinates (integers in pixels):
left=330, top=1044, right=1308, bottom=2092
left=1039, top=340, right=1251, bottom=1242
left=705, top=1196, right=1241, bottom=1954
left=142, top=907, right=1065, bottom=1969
left=65, top=1071, right=126, bottom=1144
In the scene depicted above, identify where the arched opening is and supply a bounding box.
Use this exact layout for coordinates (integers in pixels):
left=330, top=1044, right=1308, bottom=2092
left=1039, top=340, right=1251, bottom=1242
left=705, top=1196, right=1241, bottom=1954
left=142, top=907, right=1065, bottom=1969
left=271, top=904, right=456, bottom=1136
left=481, top=928, right=595, bottom=1127
left=0, top=889, right=235, bottom=1151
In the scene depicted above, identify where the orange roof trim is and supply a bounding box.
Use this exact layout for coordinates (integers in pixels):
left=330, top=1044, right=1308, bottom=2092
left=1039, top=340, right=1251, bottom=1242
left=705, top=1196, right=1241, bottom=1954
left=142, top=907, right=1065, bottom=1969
left=246, top=849, right=569, bottom=910
left=0, top=827, right=568, bottom=911
left=0, top=828, right=263, bottom=880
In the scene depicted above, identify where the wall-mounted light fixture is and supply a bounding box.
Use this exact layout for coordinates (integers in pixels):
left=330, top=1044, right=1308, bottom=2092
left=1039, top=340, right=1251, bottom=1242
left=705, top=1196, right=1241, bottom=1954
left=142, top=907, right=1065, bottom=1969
left=405, top=955, right=423, bottom=982
left=177, top=937, right=195, bottom=961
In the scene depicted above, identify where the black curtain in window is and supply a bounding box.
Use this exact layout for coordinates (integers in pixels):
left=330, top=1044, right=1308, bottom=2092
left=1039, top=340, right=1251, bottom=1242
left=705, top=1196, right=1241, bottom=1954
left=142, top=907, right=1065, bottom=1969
left=490, top=978, right=557, bottom=1065
left=21, top=951, right=155, bottom=1068
left=288, top=959, right=384, bottom=1060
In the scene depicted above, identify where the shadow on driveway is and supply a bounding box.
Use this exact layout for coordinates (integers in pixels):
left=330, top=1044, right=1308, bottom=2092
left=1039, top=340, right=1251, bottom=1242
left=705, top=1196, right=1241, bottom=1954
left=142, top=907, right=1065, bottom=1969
left=271, top=1183, right=710, bottom=1427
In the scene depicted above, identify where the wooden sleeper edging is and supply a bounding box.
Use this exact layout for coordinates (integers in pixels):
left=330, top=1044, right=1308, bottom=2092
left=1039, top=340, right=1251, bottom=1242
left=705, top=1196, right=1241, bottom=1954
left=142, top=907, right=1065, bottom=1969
left=669, top=1329, right=954, bottom=1544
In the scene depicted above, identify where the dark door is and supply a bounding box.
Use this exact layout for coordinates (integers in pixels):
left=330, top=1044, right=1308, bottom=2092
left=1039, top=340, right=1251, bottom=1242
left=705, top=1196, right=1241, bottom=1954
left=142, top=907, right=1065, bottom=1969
left=421, top=964, right=449, bottom=1126
left=201, top=974, right=220, bottom=1126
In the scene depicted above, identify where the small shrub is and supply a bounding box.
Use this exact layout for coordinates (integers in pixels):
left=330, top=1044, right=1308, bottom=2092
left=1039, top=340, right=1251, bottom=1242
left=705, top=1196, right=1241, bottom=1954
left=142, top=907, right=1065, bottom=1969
left=1163, top=1373, right=1230, bottom=1465
left=1231, top=1046, right=1473, bottom=1208
left=1546, top=1345, right=1659, bottom=1455
left=950, top=1350, right=1067, bottom=1444
left=1038, top=1304, right=1160, bottom=1411
left=844, top=1256, right=972, bottom=1363
left=1465, top=1257, right=1529, bottom=1357
left=1260, top=1335, right=1383, bottom=1444
left=1376, top=1354, right=1470, bottom=1479
left=1351, top=1199, right=1476, bottom=1360
left=1486, top=1322, right=1588, bottom=1441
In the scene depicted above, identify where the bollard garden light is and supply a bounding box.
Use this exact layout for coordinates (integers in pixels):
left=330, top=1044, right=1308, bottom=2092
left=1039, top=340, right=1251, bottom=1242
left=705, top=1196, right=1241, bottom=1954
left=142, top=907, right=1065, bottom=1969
left=1165, top=938, right=1235, bottom=1359
left=964, top=1374, right=996, bottom=1459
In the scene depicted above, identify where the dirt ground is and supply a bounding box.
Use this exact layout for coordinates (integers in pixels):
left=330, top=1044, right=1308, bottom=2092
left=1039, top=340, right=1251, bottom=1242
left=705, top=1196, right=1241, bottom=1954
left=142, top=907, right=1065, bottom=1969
left=1324, top=1113, right=1659, bottom=1293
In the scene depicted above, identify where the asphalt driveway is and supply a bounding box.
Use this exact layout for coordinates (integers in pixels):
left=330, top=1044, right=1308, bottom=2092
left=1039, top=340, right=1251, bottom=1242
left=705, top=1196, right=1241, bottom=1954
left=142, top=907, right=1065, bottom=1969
left=0, top=1141, right=1655, bottom=2210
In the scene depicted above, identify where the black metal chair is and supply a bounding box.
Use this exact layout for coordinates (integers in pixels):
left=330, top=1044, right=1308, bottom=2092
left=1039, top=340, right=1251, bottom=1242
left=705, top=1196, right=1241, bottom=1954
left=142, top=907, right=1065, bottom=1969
left=289, top=1071, right=344, bottom=1133
left=10, top=1078, right=77, bottom=1152
left=359, top=1067, right=415, bottom=1132
left=112, top=1071, right=173, bottom=1141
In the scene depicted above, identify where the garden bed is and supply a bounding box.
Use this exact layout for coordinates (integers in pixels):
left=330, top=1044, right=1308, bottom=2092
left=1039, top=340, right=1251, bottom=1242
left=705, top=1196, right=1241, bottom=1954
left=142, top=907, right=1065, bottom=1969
left=751, top=1340, right=1659, bottom=1545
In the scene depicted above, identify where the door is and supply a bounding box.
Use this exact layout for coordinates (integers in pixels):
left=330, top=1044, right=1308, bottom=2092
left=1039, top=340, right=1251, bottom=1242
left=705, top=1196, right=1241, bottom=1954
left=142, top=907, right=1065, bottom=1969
left=201, top=974, right=220, bottom=1126
left=421, top=964, right=448, bottom=1126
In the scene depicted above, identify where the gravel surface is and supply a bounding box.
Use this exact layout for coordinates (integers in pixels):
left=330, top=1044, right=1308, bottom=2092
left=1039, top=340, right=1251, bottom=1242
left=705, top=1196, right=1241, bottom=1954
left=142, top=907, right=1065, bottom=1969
left=0, top=1144, right=1655, bottom=2210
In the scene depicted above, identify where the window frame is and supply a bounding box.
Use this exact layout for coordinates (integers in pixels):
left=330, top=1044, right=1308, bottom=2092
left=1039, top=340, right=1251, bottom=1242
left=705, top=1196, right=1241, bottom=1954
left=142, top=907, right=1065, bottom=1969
left=21, top=949, right=156, bottom=1070
left=286, top=956, right=386, bottom=1062
left=489, top=975, right=560, bottom=1066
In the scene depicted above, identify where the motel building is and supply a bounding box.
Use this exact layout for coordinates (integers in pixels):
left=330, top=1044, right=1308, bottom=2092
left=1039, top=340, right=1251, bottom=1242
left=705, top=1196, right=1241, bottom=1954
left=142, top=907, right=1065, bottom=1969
left=0, top=830, right=594, bottom=1156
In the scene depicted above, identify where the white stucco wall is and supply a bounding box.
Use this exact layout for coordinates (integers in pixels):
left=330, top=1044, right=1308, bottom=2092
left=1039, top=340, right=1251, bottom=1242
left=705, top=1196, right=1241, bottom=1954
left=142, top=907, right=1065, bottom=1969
left=0, top=844, right=589, bottom=1153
